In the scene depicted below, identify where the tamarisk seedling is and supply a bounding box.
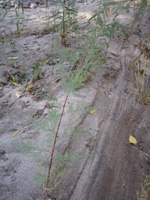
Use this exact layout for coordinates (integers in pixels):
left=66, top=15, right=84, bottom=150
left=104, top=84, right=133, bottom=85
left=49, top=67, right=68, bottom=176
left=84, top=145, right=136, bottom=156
left=43, top=95, right=68, bottom=200
left=42, top=2, right=129, bottom=198
left=0, top=5, right=19, bottom=80
left=13, top=104, right=92, bottom=198
left=47, top=0, right=78, bottom=46
left=43, top=39, right=95, bottom=199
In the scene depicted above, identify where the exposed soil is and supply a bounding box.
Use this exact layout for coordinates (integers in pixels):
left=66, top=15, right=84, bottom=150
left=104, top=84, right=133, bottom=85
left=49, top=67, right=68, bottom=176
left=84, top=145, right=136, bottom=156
left=0, top=1, right=150, bottom=200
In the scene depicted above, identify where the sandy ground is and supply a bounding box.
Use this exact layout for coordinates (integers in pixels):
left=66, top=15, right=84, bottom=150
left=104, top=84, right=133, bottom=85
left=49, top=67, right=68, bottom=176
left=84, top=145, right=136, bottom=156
left=0, top=1, right=150, bottom=200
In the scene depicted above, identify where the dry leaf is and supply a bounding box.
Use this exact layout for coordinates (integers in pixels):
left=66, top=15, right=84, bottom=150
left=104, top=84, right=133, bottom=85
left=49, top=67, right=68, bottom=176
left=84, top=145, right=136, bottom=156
left=11, top=81, right=18, bottom=86
left=90, top=109, right=97, bottom=114
left=12, top=129, right=20, bottom=137
left=129, top=135, right=137, bottom=144
left=16, top=91, right=23, bottom=98
left=43, top=59, right=50, bottom=65
left=26, top=84, right=33, bottom=91
left=52, top=77, right=61, bottom=84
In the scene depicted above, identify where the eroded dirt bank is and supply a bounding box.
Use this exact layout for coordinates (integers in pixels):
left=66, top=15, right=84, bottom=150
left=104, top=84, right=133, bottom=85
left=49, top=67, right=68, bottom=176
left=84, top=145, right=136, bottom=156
left=56, top=59, right=150, bottom=200
left=0, top=1, right=150, bottom=200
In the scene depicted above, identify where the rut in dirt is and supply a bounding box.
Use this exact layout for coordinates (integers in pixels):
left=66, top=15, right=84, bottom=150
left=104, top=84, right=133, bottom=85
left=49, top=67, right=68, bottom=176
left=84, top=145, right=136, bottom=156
left=54, top=58, right=150, bottom=200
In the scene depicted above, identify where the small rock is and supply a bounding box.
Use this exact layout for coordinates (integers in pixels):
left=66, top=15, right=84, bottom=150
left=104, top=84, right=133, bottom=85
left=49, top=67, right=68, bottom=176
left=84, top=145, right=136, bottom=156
left=108, top=41, right=122, bottom=57
left=35, top=0, right=44, bottom=5
left=0, top=0, right=6, bottom=7
left=0, top=66, right=8, bottom=85
left=104, top=91, right=112, bottom=99
left=120, top=49, right=126, bottom=57
left=23, top=2, right=30, bottom=8
left=0, top=78, right=7, bottom=85
left=11, top=0, right=15, bottom=7
left=30, top=2, right=37, bottom=9
left=15, top=3, right=19, bottom=8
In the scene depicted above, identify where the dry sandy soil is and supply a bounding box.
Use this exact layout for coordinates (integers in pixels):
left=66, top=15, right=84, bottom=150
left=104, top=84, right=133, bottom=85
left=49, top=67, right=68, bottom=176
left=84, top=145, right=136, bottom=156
left=0, top=1, right=150, bottom=200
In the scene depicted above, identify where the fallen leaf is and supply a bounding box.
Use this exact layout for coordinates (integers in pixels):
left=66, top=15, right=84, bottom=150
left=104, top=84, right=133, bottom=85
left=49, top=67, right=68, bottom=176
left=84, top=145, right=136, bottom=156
left=129, top=135, right=137, bottom=144
left=12, top=129, right=20, bottom=137
left=8, top=56, right=19, bottom=61
left=52, top=77, right=61, bottom=84
left=11, top=80, right=18, bottom=86
left=16, top=91, right=23, bottom=98
left=0, top=63, right=6, bottom=66
left=26, top=84, right=33, bottom=91
left=90, top=109, right=97, bottom=114
left=43, top=59, right=50, bottom=65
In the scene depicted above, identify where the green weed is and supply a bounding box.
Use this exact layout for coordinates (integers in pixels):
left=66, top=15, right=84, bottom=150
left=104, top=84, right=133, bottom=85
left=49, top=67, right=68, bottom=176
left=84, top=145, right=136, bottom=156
left=15, top=5, right=24, bottom=34
left=31, top=60, right=42, bottom=81
left=12, top=105, right=92, bottom=198
left=47, top=0, right=78, bottom=46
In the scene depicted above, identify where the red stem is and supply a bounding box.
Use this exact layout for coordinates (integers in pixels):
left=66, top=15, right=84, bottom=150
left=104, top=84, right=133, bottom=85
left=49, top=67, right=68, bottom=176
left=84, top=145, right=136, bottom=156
left=43, top=45, right=92, bottom=200
left=43, top=95, right=68, bottom=200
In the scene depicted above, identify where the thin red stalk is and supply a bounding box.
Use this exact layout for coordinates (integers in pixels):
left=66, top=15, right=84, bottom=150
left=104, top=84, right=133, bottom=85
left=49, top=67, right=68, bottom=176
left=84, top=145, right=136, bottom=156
left=43, top=44, right=93, bottom=199
left=43, top=95, right=68, bottom=200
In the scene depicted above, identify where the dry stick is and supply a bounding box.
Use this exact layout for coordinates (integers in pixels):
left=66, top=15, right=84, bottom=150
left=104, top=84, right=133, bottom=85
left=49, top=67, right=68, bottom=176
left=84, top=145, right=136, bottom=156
left=43, top=46, right=91, bottom=200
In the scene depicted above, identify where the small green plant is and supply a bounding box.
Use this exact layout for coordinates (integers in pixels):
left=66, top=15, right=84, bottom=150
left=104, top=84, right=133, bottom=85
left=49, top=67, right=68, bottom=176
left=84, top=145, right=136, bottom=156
left=31, top=60, right=42, bottom=81
left=0, top=35, right=19, bottom=79
left=136, top=0, right=148, bottom=16
left=0, top=5, right=9, bottom=68
left=56, top=36, right=104, bottom=93
left=48, top=0, right=78, bottom=46
left=12, top=105, right=91, bottom=199
left=45, top=0, right=50, bottom=29
left=0, top=3, right=7, bottom=24
left=89, top=5, right=127, bottom=39
left=0, top=6, right=19, bottom=79
left=17, top=74, right=25, bottom=83
left=15, top=7, right=24, bottom=34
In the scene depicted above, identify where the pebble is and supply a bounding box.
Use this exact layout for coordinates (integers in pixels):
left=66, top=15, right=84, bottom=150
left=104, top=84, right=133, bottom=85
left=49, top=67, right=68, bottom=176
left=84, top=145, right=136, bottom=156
left=16, top=91, right=23, bottom=98
left=30, top=2, right=37, bottom=9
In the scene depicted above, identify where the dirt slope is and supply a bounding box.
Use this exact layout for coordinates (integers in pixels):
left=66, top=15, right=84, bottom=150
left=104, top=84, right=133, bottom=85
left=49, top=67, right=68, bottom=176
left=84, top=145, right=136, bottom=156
left=69, top=60, right=150, bottom=200
left=52, top=54, right=150, bottom=200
